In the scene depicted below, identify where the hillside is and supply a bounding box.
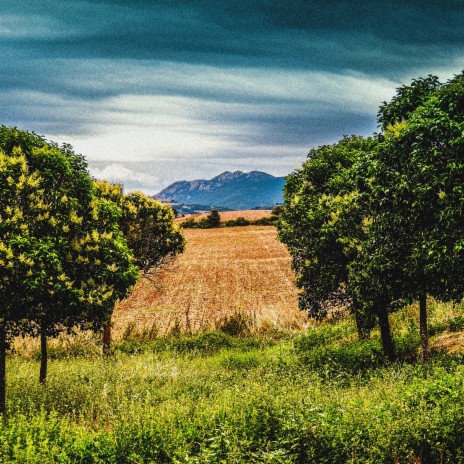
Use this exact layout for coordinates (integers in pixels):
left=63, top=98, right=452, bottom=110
left=156, top=170, right=285, bottom=210
left=113, top=226, right=306, bottom=337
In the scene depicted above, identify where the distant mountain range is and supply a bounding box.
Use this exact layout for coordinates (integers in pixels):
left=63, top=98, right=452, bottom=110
left=155, top=170, right=285, bottom=210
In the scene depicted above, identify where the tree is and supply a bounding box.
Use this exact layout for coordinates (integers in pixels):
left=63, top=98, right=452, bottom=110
left=206, top=209, right=221, bottom=228
left=95, top=182, right=184, bottom=354
left=0, top=148, right=45, bottom=413
left=366, top=72, right=464, bottom=362
left=0, top=127, right=140, bottom=385
left=278, top=136, right=379, bottom=343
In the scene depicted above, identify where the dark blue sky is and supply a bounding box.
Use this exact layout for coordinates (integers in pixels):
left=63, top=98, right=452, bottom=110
left=2, top=0, right=463, bottom=192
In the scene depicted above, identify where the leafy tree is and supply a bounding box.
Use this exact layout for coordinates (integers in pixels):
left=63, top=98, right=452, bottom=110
left=205, top=209, right=221, bottom=228
left=95, top=182, right=184, bottom=354
left=0, top=148, right=44, bottom=413
left=367, top=72, right=464, bottom=361
left=0, top=127, right=140, bottom=386
left=278, top=136, right=380, bottom=343
left=377, top=75, right=442, bottom=130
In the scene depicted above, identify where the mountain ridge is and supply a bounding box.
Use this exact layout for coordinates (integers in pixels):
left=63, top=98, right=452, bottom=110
left=155, top=170, right=285, bottom=210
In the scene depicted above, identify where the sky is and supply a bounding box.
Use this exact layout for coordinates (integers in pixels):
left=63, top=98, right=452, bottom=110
left=2, top=1, right=464, bottom=194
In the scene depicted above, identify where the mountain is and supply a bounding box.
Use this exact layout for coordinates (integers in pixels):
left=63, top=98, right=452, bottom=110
left=155, top=170, right=285, bottom=210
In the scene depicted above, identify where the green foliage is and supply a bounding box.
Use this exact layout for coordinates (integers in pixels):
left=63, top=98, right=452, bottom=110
left=115, top=331, right=271, bottom=356
left=295, top=327, right=420, bottom=375
left=377, top=75, right=442, bottom=130
left=224, top=216, right=250, bottom=227
left=2, top=320, right=464, bottom=463
left=293, top=322, right=356, bottom=350
left=182, top=213, right=277, bottom=228
left=180, top=217, right=198, bottom=228
left=253, top=216, right=277, bottom=226
left=429, top=315, right=464, bottom=336
left=0, top=128, right=140, bottom=342
left=277, top=135, right=377, bottom=325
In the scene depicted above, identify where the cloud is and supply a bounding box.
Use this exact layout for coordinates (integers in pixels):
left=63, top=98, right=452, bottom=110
left=1, top=0, right=464, bottom=190
left=90, top=163, right=159, bottom=192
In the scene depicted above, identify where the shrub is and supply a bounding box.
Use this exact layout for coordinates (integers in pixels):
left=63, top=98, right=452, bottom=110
left=217, top=311, right=252, bottom=336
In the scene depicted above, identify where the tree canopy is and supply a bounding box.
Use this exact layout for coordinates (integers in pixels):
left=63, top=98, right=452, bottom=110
left=365, top=72, right=464, bottom=360
left=279, top=71, right=464, bottom=362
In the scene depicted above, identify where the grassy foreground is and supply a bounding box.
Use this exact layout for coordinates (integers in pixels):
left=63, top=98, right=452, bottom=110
left=3, top=305, right=464, bottom=464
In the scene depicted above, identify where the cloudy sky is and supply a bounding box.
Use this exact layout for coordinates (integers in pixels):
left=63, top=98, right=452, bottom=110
left=2, top=1, right=464, bottom=194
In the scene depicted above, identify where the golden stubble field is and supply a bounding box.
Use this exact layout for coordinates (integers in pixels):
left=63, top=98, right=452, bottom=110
left=113, top=226, right=308, bottom=338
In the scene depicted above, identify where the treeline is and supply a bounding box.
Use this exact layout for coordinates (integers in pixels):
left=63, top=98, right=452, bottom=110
left=181, top=208, right=281, bottom=228
left=278, top=72, right=464, bottom=362
left=0, top=126, right=184, bottom=414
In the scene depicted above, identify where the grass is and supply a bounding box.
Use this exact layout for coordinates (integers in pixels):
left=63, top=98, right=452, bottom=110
left=4, top=311, right=464, bottom=463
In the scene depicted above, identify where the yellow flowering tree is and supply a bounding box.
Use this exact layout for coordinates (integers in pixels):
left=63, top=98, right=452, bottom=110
left=0, top=127, right=139, bottom=390
left=94, top=182, right=184, bottom=354
left=0, top=148, right=45, bottom=414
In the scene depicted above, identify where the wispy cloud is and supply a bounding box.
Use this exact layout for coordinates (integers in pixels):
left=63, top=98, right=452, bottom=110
left=1, top=0, right=464, bottom=190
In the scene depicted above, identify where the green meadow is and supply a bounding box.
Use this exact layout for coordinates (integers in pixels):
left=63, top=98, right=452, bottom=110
left=3, top=301, right=464, bottom=463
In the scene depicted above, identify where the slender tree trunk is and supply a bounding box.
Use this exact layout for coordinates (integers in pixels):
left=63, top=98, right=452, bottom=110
left=378, top=305, right=396, bottom=362
left=102, top=321, right=112, bottom=357
left=39, top=326, right=48, bottom=384
left=0, top=324, right=6, bottom=416
left=354, top=312, right=371, bottom=340
left=419, top=291, right=429, bottom=363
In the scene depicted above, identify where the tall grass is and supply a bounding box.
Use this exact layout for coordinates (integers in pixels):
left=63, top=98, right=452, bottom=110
left=3, top=310, right=464, bottom=463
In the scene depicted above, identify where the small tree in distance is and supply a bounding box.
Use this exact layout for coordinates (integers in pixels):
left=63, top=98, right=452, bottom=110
left=206, top=209, right=221, bottom=228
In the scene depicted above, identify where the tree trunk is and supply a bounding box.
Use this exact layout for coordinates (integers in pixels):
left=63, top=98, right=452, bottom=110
left=419, top=291, right=429, bottom=363
left=378, top=305, right=396, bottom=362
left=39, top=326, right=48, bottom=384
left=0, top=324, right=6, bottom=416
left=102, top=322, right=112, bottom=356
left=354, top=312, right=371, bottom=340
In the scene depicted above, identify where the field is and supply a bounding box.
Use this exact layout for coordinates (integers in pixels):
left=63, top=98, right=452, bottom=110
left=175, top=209, right=273, bottom=223
left=6, top=225, right=464, bottom=463
left=113, top=226, right=307, bottom=339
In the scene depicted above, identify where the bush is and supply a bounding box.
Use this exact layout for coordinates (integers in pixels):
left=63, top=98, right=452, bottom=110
left=180, top=217, right=198, bottom=228
left=294, top=322, right=355, bottom=351
left=217, top=311, right=252, bottom=336
left=224, top=217, right=251, bottom=227
left=295, top=324, right=421, bottom=375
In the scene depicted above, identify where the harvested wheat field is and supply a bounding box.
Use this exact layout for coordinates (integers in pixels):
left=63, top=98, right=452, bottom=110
left=175, top=209, right=272, bottom=223
left=113, top=226, right=308, bottom=339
